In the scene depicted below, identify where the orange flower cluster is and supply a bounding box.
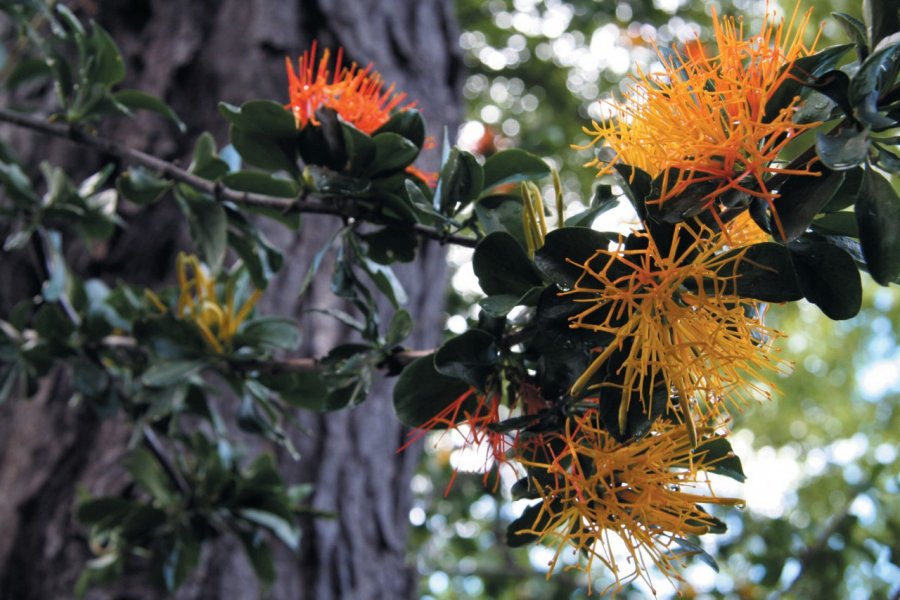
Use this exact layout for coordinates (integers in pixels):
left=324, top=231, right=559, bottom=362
left=285, top=43, right=436, bottom=185
left=285, top=42, right=414, bottom=133
left=517, top=413, right=743, bottom=596
left=583, top=5, right=822, bottom=233
left=562, top=223, right=783, bottom=439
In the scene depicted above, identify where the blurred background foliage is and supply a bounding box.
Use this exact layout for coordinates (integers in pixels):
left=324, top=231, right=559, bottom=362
left=410, top=0, right=900, bottom=598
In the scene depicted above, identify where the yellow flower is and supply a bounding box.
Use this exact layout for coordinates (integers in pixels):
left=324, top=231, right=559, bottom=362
left=583, top=4, right=822, bottom=235
left=147, top=253, right=262, bottom=353
left=516, top=413, right=743, bottom=596
left=562, top=223, right=783, bottom=437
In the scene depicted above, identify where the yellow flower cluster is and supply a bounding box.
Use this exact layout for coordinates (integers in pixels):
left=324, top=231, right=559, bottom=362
left=146, top=253, right=262, bottom=353
left=518, top=413, right=743, bottom=595
left=583, top=4, right=822, bottom=235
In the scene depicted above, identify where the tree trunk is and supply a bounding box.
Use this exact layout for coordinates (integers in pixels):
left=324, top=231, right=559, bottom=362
left=0, top=1, right=463, bottom=599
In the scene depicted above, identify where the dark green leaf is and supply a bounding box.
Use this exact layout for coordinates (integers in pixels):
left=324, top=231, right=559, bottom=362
left=385, top=309, right=413, bottom=346
left=693, top=437, right=745, bottom=483
left=788, top=240, right=862, bottom=320
left=856, top=166, right=900, bottom=285
left=481, top=149, right=550, bottom=190
left=393, top=354, right=471, bottom=428
left=535, top=227, right=615, bottom=287
left=186, top=198, right=227, bottom=272
left=219, top=100, right=297, bottom=138
left=434, top=329, right=499, bottom=391
left=76, top=497, right=134, bottom=527
left=367, top=132, right=419, bottom=176
left=474, top=194, right=526, bottom=247
left=86, top=24, right=125, bottom=86
left=772, top=166, right=844, bottom=242
left=725, top=243, right=804, bottom=302
left=816, top=125, right=870, bottom=171
left=763, top=44, right=853, bottom=122
left=125, top=447, right=175, bottom=506
left=849, top=41, right=900, bottom=107
left=473, top=231, right=544, bottom=296
left=189, top=132, right=231, bottom=180
left=116, top=167, right=172, bottom=205
left=141, top=359, right=206, bottom=387
left=864, top=0, right=900, bottom=49
left=811, top=211, right=859, bottom=237
left=238, top=531, right=276, bottom=587
left=374, top=109, right=426, bottom=148
left=235, top=317, right=301, bottom=351
left=222, top=171, right=300, bottom=198
left=113, top=90, right=186, bottom=132
left=230, top=127, right=298, bottom=174
left=437, top=148, right=483, bottom=215
left=832, top=13, right=868, bottom=60
left=5, top=57, right=52, bottom=90
left=358, top=227, right=418, bottom=264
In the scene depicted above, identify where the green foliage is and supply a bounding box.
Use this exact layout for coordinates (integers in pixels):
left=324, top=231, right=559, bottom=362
left=1, top=0, right=899, bottom=598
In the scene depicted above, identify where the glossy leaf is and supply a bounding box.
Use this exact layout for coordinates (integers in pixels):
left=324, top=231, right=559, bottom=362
left=855, top=166, right=900, bottom=285
left=433, top=329, right=499, bottom=391
left=392, top=354, right=471, bottom=428
left=481, top=148, right=550, bottom=190
left=437, top=148, right=483, bottom=215
left=772, top=165, right=844, bottom=242
left=473, top=231, right=544, bottom=296
left=535, top=227, right=615, bottom=287
left=816, top=125, right=870, bottom=171
left=116, top=167, right=172, bottom=205
left=788, top=239, right=862, bottom=320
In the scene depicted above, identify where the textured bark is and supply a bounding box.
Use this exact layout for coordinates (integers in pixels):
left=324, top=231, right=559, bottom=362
left=0, top=1, right=463, bottom=599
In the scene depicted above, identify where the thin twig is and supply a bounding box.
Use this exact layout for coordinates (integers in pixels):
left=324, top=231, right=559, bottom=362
left=0, top=106, right=477, bottom=248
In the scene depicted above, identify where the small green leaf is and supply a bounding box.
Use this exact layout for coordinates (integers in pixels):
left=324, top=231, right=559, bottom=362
left=473, top=231, right=544, bottom=296
left=113, top=90, right=186, bottom=132
left=693, top=437, right=745, bottom=482
left=186, top=198, right=227, bottom=272
left=482, top=149, right=550, bottom=190
left=116, top=167, right=172, bottom=205
left=856, top=166, right=900, bottom=285
left=437, top=148, right=483, bottom=215
left=86, top=24, right=125, bottom=86
left=385, top=309, right=413, bottom=346
left=222, top=171, right=300, bottom=198
left=238, top=509, right=300, bottom=551
left=125, top=447, right=175, bottom=505
left=506, top=501, right=550, bottom=547
left=238, top=531, right=276, bottom=587
left=474, top=194, right=526, bottom=247
left=76, top=497, right=134, bottom=527
left=141, top=359, right=206, bottom=387
left=235, top=317, right=301, bottom=351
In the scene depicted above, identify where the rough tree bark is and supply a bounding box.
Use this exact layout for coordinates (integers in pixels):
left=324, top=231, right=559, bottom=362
left=0, top=1, right=463, bottom=599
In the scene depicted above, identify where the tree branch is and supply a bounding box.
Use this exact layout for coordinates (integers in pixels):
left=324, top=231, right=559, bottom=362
left=0, top=106, right=477, bottom=248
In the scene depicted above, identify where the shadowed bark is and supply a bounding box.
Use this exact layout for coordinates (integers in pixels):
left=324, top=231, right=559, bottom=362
left=0, top=1, right=463, bottom=598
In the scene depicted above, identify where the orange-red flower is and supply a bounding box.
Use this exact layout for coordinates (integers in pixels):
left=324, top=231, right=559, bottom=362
left=399, top=384, right=545, bottom=493
left=285, top=42, right=414, bottom=133
left=583, top=4, right=823, bottom=234
left=517, top=413, right=743, bottom=596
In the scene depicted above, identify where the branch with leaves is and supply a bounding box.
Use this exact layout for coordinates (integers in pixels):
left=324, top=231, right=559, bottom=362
left=1, top=0, right=899, bottom=597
